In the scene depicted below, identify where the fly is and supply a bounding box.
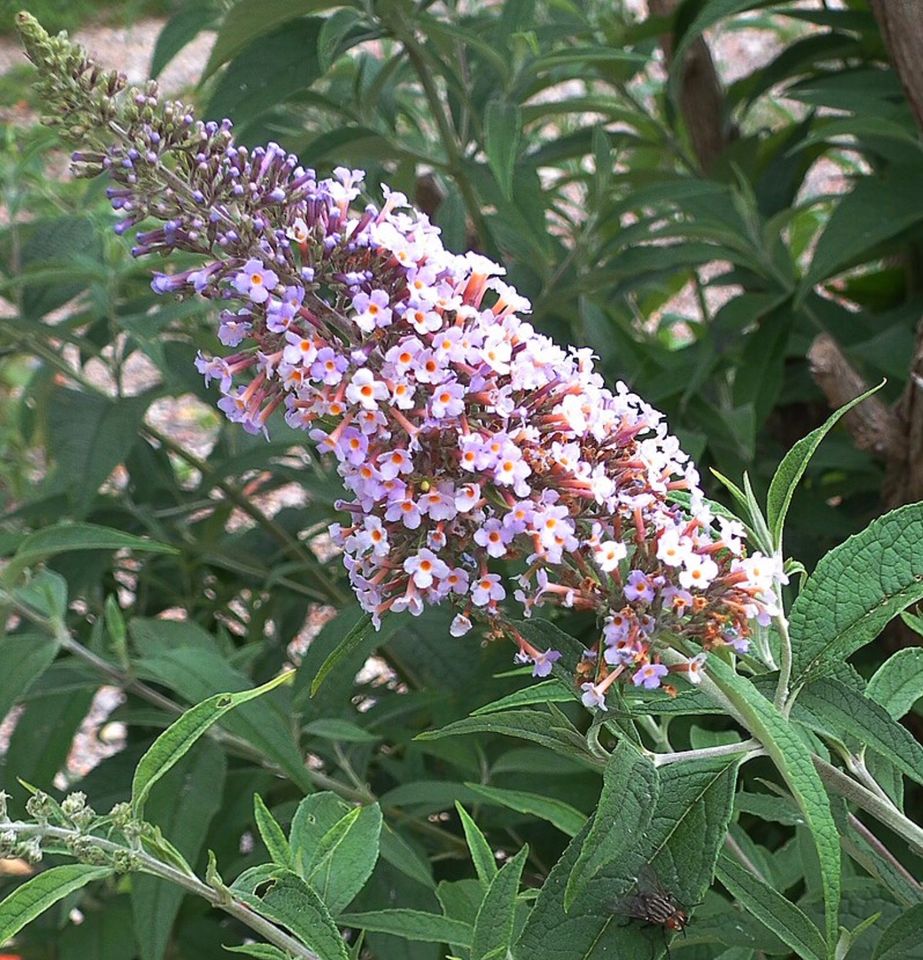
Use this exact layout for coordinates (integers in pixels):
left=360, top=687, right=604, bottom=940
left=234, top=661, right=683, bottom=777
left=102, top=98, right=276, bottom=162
left=615, top=865, right=691, bottom=957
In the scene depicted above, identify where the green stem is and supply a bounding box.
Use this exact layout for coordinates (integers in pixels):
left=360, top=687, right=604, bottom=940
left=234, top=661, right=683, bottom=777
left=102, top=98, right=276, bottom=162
left=813, top=757, right=923, bottom=854
left=773, top=600, right=794, bottom=715
left=650, top=739, right=764, bottom=768
left=8, top=594, right=466, bottom=853
left=1, top=821, right=317, bottom=960
left=724, top=832, right=768, bottom=883
left=845, top=811, right=923, bottom=899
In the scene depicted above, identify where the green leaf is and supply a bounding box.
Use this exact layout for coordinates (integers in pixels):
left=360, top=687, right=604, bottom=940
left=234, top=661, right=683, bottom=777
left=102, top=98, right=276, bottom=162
left=564, top=741, right=659, bottom=911
left=874, top=903, right=923, bottom=959
left=136, top=648, right=310, bottom=790
left=224, top=945, right=289, bottom=959
left=338, top=910, right=473, bottom=947
left=795, top=678, right=923, bottom=786
left=471, top=680, right=573, bottom=716
left=415, top=709, right=602, bottom=768
left=133, top=744, right=227, bottom=960
left=5, top=687, right=95, bottom=796
left=471, top=846, right=528, bottom=960
left=0, top=864, right=113, bottom=943
left=151, top=6, right=218, bottom=78
left=16, top=216, right=103, bottom=321
left=789, top=503, right=923, bottom=688
left=13, top=570, right=68, bottom=620
left=317, top=8, right=363, bottom=72
left=254, top=794, right=293, bottom=867
left=304, top=718, right=379, bottom=743
left=131, top=670, right=292, bottom=817
left=202, top=0, right=351, bottom=78
left=705, top=657, right=840, bottom=953
left=206, top=19, right=324, bottom=131
left=766, top=383, right=885, bottom=548
left=300, top=803, right=382, bottom=915
left=2, top=522, right=177, bottom=584
left=516, top=756, right=740, bottom=960
left=309, top=612, right=373, bottom=696
left=867, top=647, right=923, bottom=719
left=484, top=98, right=522, bottom=200
left=239, top=872, right=349, bottom=960
left=670, top=1, right=765, bottom=95
left=58, top=896, right=134, bottom=960
left=379, top=824, right=434, bottom=889
left=455, top=801, right=498, bottom=887
left=48, top=388, right=150, bottom=516
left=465, top=783, right=586, bottom=838
left=0, top=633, right=58, bottom=722
left=716, top=854, right=826, bottom=960
left=803, top=165, right=923, bottom=288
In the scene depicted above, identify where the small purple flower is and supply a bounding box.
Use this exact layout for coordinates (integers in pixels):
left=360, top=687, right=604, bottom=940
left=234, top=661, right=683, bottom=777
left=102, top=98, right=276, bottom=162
left=474, top=519, right=509, bottom=558
left=632, top=662, right=669, bottom=690
left=580, top=682, right=608, bottom=711
left=195, top=353, right=232, bottom=391
left=217, top=314, right=252, bottom=347
left=233, top=259, right=278, bottom=303
left=311, top=347, right=349, bottom=386
left=724, top=628, right=750, bottom=654
left=352, top=289, right=393, bottom=333
left=624, top=570, right=656, bottom=604
left=530, top=648, right=562, bottom=678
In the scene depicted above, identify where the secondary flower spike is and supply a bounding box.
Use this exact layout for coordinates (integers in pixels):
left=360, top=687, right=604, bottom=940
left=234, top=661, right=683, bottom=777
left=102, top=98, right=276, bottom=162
left=18, top=14, right=787, bottom=705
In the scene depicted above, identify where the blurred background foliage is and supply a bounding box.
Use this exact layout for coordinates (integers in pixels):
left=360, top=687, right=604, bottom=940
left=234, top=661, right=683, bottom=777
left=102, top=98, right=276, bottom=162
left=1, top=1, right=923, bottom=958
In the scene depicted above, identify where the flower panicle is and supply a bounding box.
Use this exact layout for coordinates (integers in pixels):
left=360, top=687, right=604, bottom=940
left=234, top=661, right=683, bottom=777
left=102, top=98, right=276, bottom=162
left=18, top=16, right=788, bottom=707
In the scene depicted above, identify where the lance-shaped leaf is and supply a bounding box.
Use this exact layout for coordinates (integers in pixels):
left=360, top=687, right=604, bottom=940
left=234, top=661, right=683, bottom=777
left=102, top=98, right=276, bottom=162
left=485, top=98, right=522, bottom=200
left=301, top=803, right=382, bottom=916
left=564, top=741, right=659, bottom=911
left=465, top=784, right=586, bottom=838
left=237, top=872, right=348, bottom=960
left=455, top=801, right=498, bottom=887
left=789, top=503, right=923, bottom=689
left=766, top=383, right=884, bottom=549
left=471, top=846, right=529, bottom=960
left=705, top=657, right=840, bottom=955
left=867, top=647, right=923, bottom=720
left=338, top=909, right=473, bottom=946
left=873, top=903, right=923, bottom=959
left=133, top=743, right=227, bottom=960
left=0, top=865, right=113, bottom=943
left=309, top=612, right=373, bottom=696
left=794, top=678, right=923, bottom=786
left=131, top=670, right=293, bottom=818
left=254, top=794, right=292, bottom=867
left=716, top=854, right=826, bottom=960
left=416, top=709, right=602, bottom=768
left=2, top=522, right=177, bottom=584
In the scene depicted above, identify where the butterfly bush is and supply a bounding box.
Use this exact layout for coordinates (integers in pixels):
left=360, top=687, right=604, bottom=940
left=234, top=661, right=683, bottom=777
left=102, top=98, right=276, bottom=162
left=19, top=15, right=787, bottom=707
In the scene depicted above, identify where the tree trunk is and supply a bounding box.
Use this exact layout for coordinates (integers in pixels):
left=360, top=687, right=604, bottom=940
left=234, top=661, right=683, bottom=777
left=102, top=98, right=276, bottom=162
left=648, top=0, right=728, bottom=173
left=870, top=0, right=923, bottom=131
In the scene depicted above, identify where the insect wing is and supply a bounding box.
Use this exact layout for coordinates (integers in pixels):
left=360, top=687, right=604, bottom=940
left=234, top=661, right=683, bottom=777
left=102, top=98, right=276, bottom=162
left=615, top=865, right=689, bottom=931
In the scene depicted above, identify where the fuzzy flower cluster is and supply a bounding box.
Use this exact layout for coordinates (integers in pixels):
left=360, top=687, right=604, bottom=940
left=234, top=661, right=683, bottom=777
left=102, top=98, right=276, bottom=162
left=19, top=15, right=788, bottom=707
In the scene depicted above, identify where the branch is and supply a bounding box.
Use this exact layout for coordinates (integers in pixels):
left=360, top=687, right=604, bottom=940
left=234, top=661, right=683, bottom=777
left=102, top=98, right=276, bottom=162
left=1, top=822, right=320, bottom=960
left=807, top=333, right=907, bottom=462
